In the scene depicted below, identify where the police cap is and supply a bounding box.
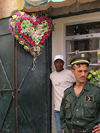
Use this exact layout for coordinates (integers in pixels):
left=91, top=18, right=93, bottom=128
left=70, top=53, right=90, bottom=65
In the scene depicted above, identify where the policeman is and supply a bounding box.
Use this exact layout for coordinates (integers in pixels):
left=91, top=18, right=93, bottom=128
left=60, top=53, right=100, bottom=133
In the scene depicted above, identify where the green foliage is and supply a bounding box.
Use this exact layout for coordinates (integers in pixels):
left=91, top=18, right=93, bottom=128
left=87, top=69, right=100, bottom=83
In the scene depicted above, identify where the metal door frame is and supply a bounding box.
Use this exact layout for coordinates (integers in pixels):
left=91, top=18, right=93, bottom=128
left=14, top=38, right=18, bottom=133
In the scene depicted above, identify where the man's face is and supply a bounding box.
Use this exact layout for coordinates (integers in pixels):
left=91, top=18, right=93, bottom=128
left=54, top=59, right=64, bottom=72
left=71, top=64, right=89, bottom=83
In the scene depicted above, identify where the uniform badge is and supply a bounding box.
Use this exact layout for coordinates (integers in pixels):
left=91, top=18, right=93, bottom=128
left=81, top=54, right=85, bottom=57
left=85, top=96, right=94, bottom=102
left=65, top=97, right=69, bottom=103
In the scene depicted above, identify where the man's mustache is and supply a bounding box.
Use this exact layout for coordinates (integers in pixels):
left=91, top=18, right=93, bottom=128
left=80, top=76, right=86, bottom=78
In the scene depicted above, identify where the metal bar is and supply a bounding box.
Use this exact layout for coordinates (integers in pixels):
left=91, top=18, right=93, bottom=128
left=0, top=97, right=13, bottom=132
left=65, top=33, right=100, bottom=41
left=18, top=100, right=36, bottom=133
left=0, top=59, right=12, bottom=89
left=67, top=50, right=98, bottom=55
left=18, top=61, right=33, bottom=90
left=0, top=89, right=13, bottom=92
left=14, top=38, right=18, bottom=133
left=0, top=89, right=21, bottom=92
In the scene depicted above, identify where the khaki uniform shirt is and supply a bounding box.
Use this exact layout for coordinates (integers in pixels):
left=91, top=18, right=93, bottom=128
left=60, top=81, right=100, bottom=132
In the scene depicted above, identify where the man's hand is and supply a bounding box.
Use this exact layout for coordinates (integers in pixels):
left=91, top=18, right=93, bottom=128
left=92, top=125, right=100, bottom=133
left=62, top=128, right=65, bottom=133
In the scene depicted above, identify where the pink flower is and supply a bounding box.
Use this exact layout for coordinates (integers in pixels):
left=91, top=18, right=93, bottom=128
left=18, top=29, right=21, bottom=33
left=35, top=53, right=38, bottom=57
left=39, top=42, right=43, bottom=45
left=15, top=12, right=21, bottom=16
left=31, top=42, right=35, bottom=47
left=29, top=48, right=34, bottom=53
left=23, top=35, right=29, bottom=40
left=18, top=38, right=25, bottom=42
left=47, top=30, right=51, bottom=35
left=10, top=18, right=14, bottom=21
left=12, top=32, right=16, bottom=35
left=24, top=12, right=29, bottom=16
left=37, top=18, right=41, bottom=23
left=9, top=25, right=13, bottom=30
left=16, top=22, right=21, bottom=26
left=45, top=17, right=49, bottom=21
left=49, top=24, right=52, bottom=29
left=40, top=16, right=46, bottom=20
left=44, top=32, right=48, bottom=37
left=18, top=38, right=22, bottom=41
left=33, top=22, right=38, bottom=27
left=22, top=16, right=28, bottom=20
left=40, top=38, right=45, bottom=44
left=30, top=19, right=33, bottom=23
left=27, top=37, right=32, bottom=43
left=17, top=25, right=21, bottom=32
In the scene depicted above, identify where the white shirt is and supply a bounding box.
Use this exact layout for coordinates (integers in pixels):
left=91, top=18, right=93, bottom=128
left=50, top=69, right=75, bottom=111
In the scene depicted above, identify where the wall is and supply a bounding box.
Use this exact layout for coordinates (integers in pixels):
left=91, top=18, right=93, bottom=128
left=0, top=0, right=15, bottom=19
left=52, top=11, right=100, bottom=133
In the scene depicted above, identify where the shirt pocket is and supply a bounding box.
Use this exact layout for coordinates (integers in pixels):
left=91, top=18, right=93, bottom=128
left=84, top=102, right=96, bottom=118
left=65, top=103, right=72, bottom=119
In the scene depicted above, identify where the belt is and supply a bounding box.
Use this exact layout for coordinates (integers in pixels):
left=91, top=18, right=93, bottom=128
left=67, top=124, right=92, bottom=133
left=71, top=129, right=91, bottom=133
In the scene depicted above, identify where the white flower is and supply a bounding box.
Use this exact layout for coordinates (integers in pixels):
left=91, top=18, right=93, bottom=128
left=21, top=28, right=28, bottom=33
left=31, top=27, right=35, bottom=32
left=34, top=46, right=40, bottom=51
left=33, top=32, right=40, bottom=39
left=32, top=16, right=36, bottom=22
left=38, top=24, right=43, bottom=28
left=43, top=28, right=48, bottom=32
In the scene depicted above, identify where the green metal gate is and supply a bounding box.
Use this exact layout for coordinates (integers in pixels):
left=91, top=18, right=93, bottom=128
left=0, top=17, right=14, bottom=133
left=0, top=17, right=52, bottom=133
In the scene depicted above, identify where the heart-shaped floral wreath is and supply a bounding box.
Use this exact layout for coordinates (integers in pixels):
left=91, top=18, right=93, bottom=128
left=9, top=11, right=54, bottom=57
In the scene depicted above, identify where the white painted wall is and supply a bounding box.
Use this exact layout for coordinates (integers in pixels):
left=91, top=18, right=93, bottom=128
left=51, top=11, right=100, bottom=133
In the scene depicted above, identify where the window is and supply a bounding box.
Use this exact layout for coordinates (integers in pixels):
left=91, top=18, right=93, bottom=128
left=66, top=21, right=100, bottom=71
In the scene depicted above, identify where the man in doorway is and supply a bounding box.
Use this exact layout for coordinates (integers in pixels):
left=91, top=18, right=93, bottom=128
left=60, top=53, right=100, bottom=133
left=50, top=55, right=75, bottom=133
